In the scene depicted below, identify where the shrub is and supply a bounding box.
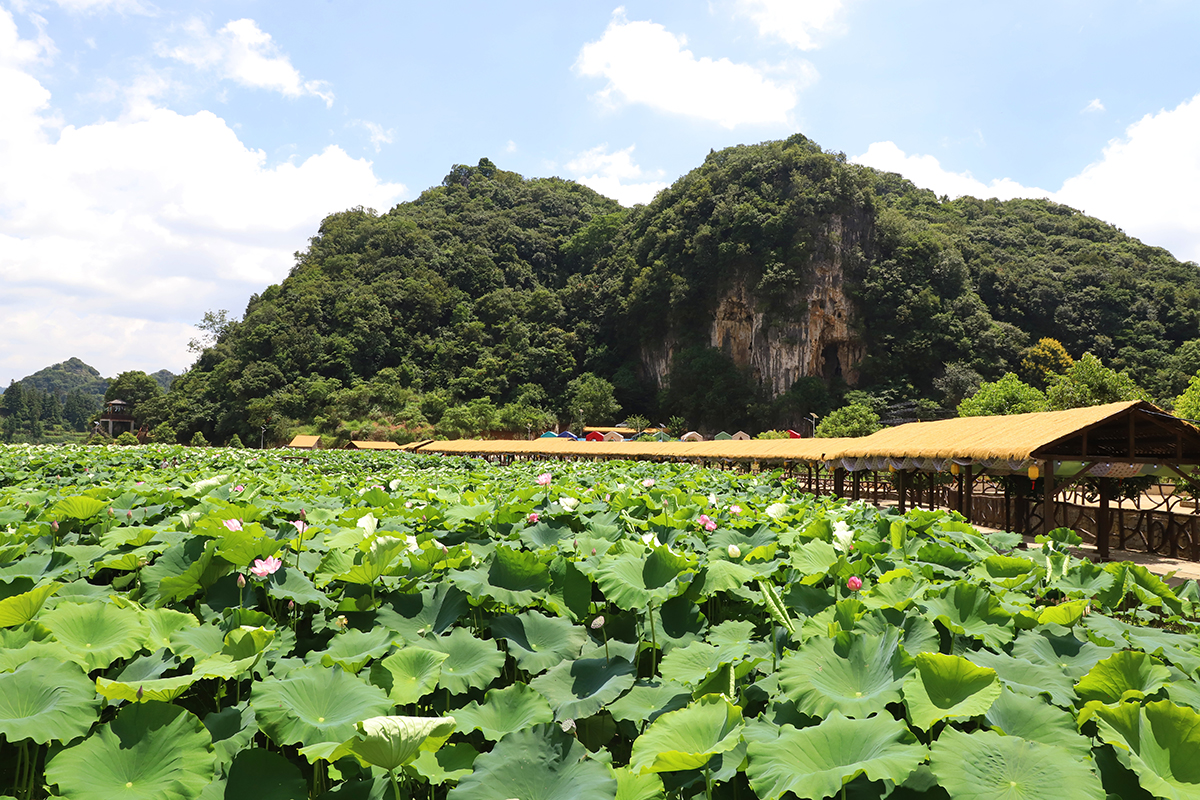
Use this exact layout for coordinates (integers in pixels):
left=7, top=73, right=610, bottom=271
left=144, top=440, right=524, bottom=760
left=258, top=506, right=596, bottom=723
left=190, top=431, right=210, bottom=447
left=227, top=434, right=244, bottom=448
left=114, top=431, right=139, bottom=446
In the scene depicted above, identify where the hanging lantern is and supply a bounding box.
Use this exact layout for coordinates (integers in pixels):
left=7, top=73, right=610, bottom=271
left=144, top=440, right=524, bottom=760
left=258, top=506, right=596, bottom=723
left=1027, top=464, right=1040, bottom=481
left=950, top=463, right=960, bottom=476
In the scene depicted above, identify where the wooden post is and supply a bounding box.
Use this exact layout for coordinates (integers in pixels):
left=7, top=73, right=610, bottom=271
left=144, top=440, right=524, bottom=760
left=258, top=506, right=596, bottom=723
left=852, top=470, right=861, bottom=502
left=1097, top=477, right=1111, bottom=561
left=898, top=470, right=908, bottom=513
left=1042, top=460, right=1055, bottom=535
left=964, top=466, right=974, bottom=523
left=834, top=467, right=846, bottom=498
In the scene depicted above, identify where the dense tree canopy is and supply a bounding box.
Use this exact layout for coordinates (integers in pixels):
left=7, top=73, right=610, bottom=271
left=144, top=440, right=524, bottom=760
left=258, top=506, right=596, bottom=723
left=139, top=138, right=1200, bottom=442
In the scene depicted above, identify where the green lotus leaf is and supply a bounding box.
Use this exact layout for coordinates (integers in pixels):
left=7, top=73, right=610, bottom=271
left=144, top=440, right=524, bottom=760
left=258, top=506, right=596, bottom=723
left=447, top=724, right=616, bottom=800
left=333, top=536, right=406, bottom=585
left=267, top=567, right=330, bottom=609
left=658, top=641, right=725, bottom=688
left=606, top=679, right=691, bottom=725
left=142, top=537, right=221, bottom=605
left=0, top=580, right=56, bottom=628
left=1098, top=563, right=1182, bottom=614
left=695, top=559, right=757, bottom=594
left=416, top=627, right=506, bottom=695
left=519, top=518, right=575, bottom=550
left=1167, top=678, right=1200, bottom=712
left=593, top=547, right=697, bottom=610
left=170, top=623, right=227, bottom=661
left=52, top=495, right=109, bottom=520
left=930, top=727, right=1105, bottom=800
left=453, top=545, right=552, bottom=607
left=1093, top=699, right=1200, bottom=799
left=408, top=742, right=479, bottom=784
left=967, top=648, right=1077, bottom=707
left=45, top=701, right=214, bottom=800
left=375, top=583, right=468, bottom=642
left=1123, top=626, right=1200, bottom=674
left=858, top=570, right=928, bottom=610
left=1053, top=559, right=1115, bottom=596
left=916, top=542, right=974, bottom=572
left=374, top=647, right=449, bottom=704
left=629, top=693, right=744, bottom=774
left=1011, top=630, right=1118, bottom=679
left=902, top=652, right=1001, bottom=730
left=530, top=656, right=637, bottom=721
left=454, top=683, right=554, bottom=741
left=984, top=688, right=1091, bottom=759
left=222, top=625, right=275, bottom=659
left=920, top=581, right=1015, bottom=648
left=778, top=629, right=914, bottom=719
left=745, top=711, right=926, bottom=800
left=141, top=607, right=200, bottom=652
left=214, top=524, right=283, bottom=569
left=545, top=555, right=592, bottom=622
left=223, top=748, right=308, bottom=800
left=491, top=611, right=588, bottom=674
left=316, top=626, right=396, bottom=674
left=204, top=704, right=257, bottom=775
left=250, top=665, right=394, bottom=758
left=0, top=658, right=99, bottom=744
left=40, top=600, right=146, bottom=671
left=613, top=766, right=665, bottom=800
left=789, top=538, right=840, bottom=580
left=326, top=715, right=457, bottom=771
left=1036, top=599, right=1089, bottom=627
left=97, top=673, right=200, bottom=703
left=1075, top=650, right=1171, bottom=704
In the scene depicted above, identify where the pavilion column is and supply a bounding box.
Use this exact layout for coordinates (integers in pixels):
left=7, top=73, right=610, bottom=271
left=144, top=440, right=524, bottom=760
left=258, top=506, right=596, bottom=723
left=1097, top=477, right=1112, bottom=561
left=897, top=469, right=908, bottom=513
left=1042, top=459, right=1055, bottom=535
left=963, top=466, right=974, bottom=523
left=834, top=467, right=846, bottom=499
left=851, top=470, right=861, bottom=502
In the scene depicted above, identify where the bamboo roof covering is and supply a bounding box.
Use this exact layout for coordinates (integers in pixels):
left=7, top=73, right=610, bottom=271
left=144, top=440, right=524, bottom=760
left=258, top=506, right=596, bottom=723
left=400, top=401, right=1200, bottom=474
left=287, top=435, right=320, bottom=449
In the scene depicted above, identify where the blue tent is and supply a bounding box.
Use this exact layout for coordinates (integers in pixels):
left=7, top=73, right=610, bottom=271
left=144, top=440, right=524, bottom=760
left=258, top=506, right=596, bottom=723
left=539, top=431, right=558, bottom=438
left=557, top=431, right=579, bottom=440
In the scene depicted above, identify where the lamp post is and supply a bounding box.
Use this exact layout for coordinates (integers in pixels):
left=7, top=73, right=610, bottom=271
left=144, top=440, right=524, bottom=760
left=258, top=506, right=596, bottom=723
left=809, top=412, right=819, bottom=437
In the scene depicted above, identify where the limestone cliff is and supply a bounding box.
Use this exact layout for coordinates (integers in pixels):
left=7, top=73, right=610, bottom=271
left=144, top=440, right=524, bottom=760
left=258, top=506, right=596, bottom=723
left=639, top=214, right=869, bottom=398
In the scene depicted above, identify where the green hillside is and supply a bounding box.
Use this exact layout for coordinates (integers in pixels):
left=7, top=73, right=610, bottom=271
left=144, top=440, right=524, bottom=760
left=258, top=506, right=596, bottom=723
left=148, top=136, right=1200, bottom=445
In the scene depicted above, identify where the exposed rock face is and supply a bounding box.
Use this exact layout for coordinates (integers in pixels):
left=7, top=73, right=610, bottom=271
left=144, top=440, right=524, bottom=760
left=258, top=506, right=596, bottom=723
left=640, top=215, right=868, bottom=397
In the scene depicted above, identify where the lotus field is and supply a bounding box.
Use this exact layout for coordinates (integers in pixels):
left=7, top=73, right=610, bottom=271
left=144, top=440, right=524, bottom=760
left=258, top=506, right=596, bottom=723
left=4, top=445, right=1200, bottom=799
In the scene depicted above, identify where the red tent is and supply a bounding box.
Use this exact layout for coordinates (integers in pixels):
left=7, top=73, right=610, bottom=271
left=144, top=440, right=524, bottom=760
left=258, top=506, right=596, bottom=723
left=585, top=431, right=605, bottom=442
left=787, top=429, right=803, bottom=439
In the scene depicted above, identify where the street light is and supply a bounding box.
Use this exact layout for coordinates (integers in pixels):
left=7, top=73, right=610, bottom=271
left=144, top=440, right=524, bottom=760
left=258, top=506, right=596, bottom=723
left=809, top=412, right=819, bottom=437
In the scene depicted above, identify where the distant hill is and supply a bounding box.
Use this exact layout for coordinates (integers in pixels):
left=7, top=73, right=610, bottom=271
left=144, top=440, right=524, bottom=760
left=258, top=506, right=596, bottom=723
left=14, top=357, right=109, bottom=404
left=150, top=369, right=176, bottom=392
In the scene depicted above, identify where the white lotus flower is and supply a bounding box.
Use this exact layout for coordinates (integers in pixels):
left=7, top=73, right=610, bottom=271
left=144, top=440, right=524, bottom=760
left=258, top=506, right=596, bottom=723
left=765, top=502, right=788, bottom=520
left=559, top=496, right=579, bottom=511
left=832, top=520, right=855, bottom=553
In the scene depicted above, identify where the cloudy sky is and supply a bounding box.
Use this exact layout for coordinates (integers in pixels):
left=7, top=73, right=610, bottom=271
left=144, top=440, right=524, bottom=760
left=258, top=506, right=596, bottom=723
left=2, top=0, right=1199, bottom=386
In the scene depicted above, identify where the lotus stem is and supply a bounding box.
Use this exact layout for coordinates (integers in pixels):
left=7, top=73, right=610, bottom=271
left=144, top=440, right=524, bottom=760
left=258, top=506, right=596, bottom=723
left=648, top=602, right=658, bottom=674
left=388, top=768, right=402, bottom=800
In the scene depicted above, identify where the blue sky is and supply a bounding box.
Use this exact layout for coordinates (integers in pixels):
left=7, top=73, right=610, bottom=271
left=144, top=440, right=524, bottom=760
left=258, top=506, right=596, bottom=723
left=2, top=0, right=1199, bottom=386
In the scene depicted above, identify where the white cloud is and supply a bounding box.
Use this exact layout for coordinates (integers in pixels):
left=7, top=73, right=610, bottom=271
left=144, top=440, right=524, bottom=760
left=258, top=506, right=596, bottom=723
left=49, top=0, right=150, bottom=14
left=0, top=7, right=405, bottom=384
left=575, top=8, right=803, bottom=128
left=852, top=141, right=1054, bottom=202
left=505, top=139, right=517, bottom=154
left=853, top=92, right=1200, bottom=263
left=162, top=18, right=334, bottom=106
left=354, top=119, right=394, bottom=152
left=566, top=143, right=668, bottom=206
left=1083, top=98, right=1105, bottom=113
left=733, top=0, right=846, bottom=50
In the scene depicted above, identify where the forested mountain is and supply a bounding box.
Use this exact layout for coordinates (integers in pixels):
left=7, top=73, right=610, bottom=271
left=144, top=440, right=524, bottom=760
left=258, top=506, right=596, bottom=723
left=146, top=137, right=1200, bottom=445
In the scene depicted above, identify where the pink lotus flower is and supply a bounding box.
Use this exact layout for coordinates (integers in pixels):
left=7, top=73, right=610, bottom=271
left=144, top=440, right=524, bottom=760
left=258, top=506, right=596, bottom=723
left=250, top=555, right=282, bottom=578
left=698, top=514, right=717, bottom=532
left=537, top=473, right=553, bottom=486
left=642, top=478, right=656, bottom=488
left=527, top=512, right=540, bottom=523
left=223, top=519, right=243, bottom=532
left=847, top=576, right=863, bottom=591
left=234, top=485, right=244, bottom=492
left=292, top=520, right=309, bottom=534
left=729, top=505, right=742, bottom=515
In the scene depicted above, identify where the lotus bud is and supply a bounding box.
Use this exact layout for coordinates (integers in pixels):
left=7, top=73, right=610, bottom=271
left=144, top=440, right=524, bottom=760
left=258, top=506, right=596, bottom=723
left=590, top=616, right=605, bottom=630
left=727, top=544, right=741, bottom=559
left=126, top=510, right=133, bottom=520
left=288, top=600, right=295, bottom=611
left=23, top=501, right=29, bottom=509
left=573, top=539, right=578, bottom=549
left=237, top=574, right=246, bottom=589
left=591, top=548, right=597, bottom=555
left=847, top=576, right=863, bottom=591
left=443, top=545, right=449, bottom=554
left=108, top=507, right=115, bottom=517
left=136, top=686, right=144, bottom=701
left=51, top=521, right=58, bottom=532
left=299, top=508, right=306, bottom=521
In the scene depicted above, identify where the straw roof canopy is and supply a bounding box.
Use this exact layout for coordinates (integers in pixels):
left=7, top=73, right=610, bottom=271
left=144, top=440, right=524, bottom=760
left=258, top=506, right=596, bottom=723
left=345, top=440, right=401, bottom=450
left=287, top=435, right=320, bottom=449
left=833, top=401, right=1200, bottom=464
